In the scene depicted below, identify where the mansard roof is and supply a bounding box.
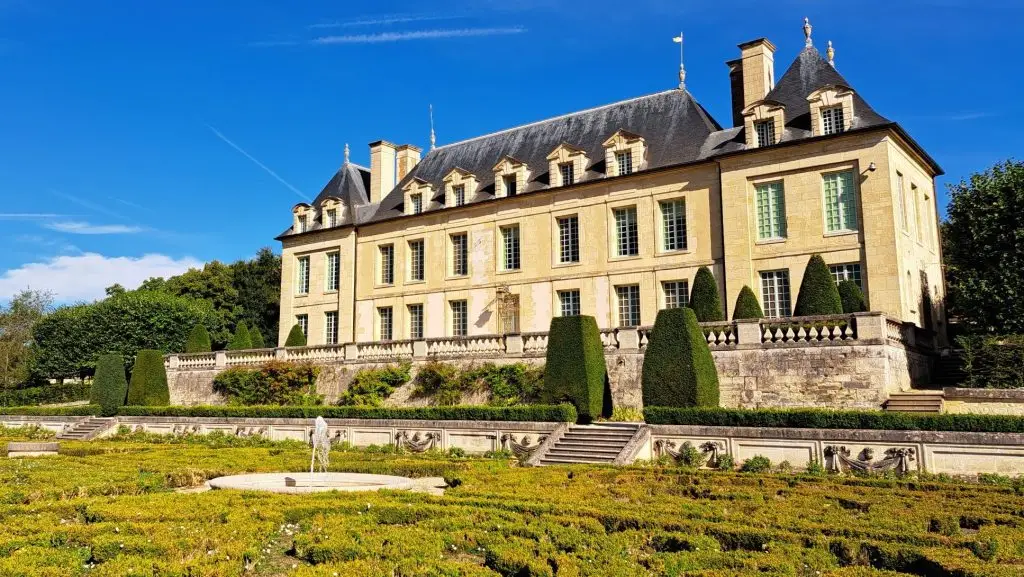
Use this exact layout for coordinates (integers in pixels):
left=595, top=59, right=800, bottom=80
left=278, top=162, right=369, bottom=237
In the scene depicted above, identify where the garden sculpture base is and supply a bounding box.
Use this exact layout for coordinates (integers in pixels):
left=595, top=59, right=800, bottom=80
left=207, top=472, right=416, bottom=494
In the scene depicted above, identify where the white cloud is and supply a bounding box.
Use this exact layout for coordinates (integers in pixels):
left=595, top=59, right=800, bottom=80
left=0, top=253, right=202, bottom=303
left=312, top=27, right=526, bottom=44
left=45, top=221, right=144, bottom=235
left=0, top=213, right=65, bottom=219
left=309, top=14, right=467, bottom=28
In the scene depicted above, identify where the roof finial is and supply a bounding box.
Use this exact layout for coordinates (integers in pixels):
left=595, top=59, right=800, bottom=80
left=429, top=104, right=436, bottom=150
left=803, top=17, right=813, bottom=47
left=343, top=143, right=350, bottom=165
left=672, top=33, right=685, bottom=89
left=827, top=40, right=835, bottom=66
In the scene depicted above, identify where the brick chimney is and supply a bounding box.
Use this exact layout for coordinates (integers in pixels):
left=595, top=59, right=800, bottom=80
left=728, top=38, right=776, bottom=127
left=395, top=144, right=422, bottom=181
left=369, top=140, right=397, bottom=204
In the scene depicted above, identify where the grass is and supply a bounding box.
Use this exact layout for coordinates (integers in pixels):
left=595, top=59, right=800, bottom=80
left=0, top=427, right=1023, bottom=576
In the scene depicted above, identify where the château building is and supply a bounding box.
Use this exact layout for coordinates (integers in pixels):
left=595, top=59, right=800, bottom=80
left=276, top=20, right=944, bottom=348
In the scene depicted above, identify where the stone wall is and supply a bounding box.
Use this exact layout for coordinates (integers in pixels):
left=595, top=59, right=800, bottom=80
left=943, top=388, right=1024, bottom=416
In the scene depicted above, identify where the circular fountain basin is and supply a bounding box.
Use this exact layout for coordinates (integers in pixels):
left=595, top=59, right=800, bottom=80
left=207, top=472, right=416, bottom=494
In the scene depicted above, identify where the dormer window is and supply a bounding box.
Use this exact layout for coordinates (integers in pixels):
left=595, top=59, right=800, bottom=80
left=821, top=106, right=845, bottom=135
left=741, top=100, right=785, bottom=149
left=453, top=185, right=465, bottom=206
left=403, top=178, right=434, bottom=216
left=492, top=156, right=527, bottom=198
left=410, top=193, right=423, bottom=214
left=807, top=85, right=854, bottom=137
left=559, top=162, right=575, bottom=186
left=602, top=129, right=646, bottom=178
left=325, top=208, right=337, bottom=228
left=616, top=151, right=633, bottom=176
left=443, top=167, right=478, bottom=207
left=503, top=175, right=517, bottom=197
left=297, top=214, right=308, bottom=233
left=755, top=120, right=775, bottom=147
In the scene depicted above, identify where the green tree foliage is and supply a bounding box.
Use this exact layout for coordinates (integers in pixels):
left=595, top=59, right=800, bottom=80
left=157, top=261, right=239, bottom=346
left=185, top=324, right=212, bottom=353
left=0, top=289, right=52, bottom=388
left=127, top=350, right=170, bottom=406
left=249, top=326, right=265, bottom=349
left=943, top=160, right=1024, bottom=334
left=541, top=315, right=606, bottom=422
left=794, top=255, right=843, bottom=316
left=689, top=266, right=724, bottom=322
left=732, top=285, right=764, bottom=320
left=336, top=363, right=411, bottom=406
left=641, top=307, right=720, bottom=408
left=838, top=280, right=867, bottom=313
left=284, top=324, right=307, bottom=347
left=32, top=292, right=219, bottom=380
left=91, top=353, right=128, bottom=416
left=228, top=321, right=252, bottom=351
left=230, top=248, right=282, bottom=345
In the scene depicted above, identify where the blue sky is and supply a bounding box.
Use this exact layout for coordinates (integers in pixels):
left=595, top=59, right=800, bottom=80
left=1, top=0, right=1020, bottom=303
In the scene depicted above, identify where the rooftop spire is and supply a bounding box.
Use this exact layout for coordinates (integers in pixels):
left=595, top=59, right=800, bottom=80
left=343, top=143, right=350, bottom=165
left=429, top=104, right=436, bottom=150
left=803, top=17, right=813, bottom=47
left=672, top=32, right=685, bottom=89
left=827, top=40, right=835, bottom=66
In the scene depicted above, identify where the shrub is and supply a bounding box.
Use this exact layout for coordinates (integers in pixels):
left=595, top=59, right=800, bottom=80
left=732, top=285, right=764, bottom=320
left=212, top=361, right=321, bottom=405
left=677, top=442, right=707, bottom=468
left=412, top=361, right=544, bottom=407
left=0, top=383, right=91, bottom=407
left=184, top=324, right=212, bottom=353
left=412, top=361, right=463, bottom=405
left=337, top=363, right=411, bottom=406
left=284, top=324, right=306, bottom=347
left=228, top=321, right=252, bottom=351
left=740, top=455, right=773, bottom=473
left=715, top=453, right=735, bottom=471
left=249, top=326, right=265, bottom=349
left=609, top=407, right=644, bottom=422
left=642, top=307, right=719, bottom=408
left=90, top=354, right=128, bottom=417
left=805, top=459, right=826, bottom=476
left=689, top=266, right=724, bottom=322
left=542, top=315, right=606, bottom=422
left=116, top=404, right=577, bottom=421
left=127, top=350, right=170, bottom=406
left=838, top=280, right=867, bottom=313
left=794, top=254, right=843, bottom=316
left=0, top=404, right=100, bottom=416
left=958, top=334, right=1024, bottom=389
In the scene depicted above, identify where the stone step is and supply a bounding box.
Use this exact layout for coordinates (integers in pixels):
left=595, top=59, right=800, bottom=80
left=547, top=445, right=623, bottom=455
left=555, top=440, right=629, bottom=449
left=561, top=431, right=636, bottom=438
left=539, top=456, right=616, bottom=465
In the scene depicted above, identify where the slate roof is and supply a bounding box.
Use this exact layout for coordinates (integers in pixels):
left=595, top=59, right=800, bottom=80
left=277, top=162, right=369, bottom=237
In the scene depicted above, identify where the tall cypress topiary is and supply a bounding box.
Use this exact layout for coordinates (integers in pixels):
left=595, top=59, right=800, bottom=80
left=838, top=280, right=868, bottom=313
left=91, top=353, right=128, bottom=416
left=642, top=307, right=719, bottom=408
left=285, top=324, right=307, bottom=347
left=794, top=255, right=843, bottom=316
left=541, top=315, right=607, bottom=422
left=689, top=266, right=724, bottom=322
left=249, top=326, right=266, bottom=349
left=127, top=349, right=170, bottom=406
left=732, top=285, right=765, bottom=320
left=185, top=324, right=212, bottom=353
left=228, top=321, right=252, bottom=351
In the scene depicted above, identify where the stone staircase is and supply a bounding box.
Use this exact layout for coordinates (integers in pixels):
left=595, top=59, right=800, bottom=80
left=57, top=417, right=117, bottom=440
left=883, top=393, right=944, bottom=413
left=536, top=422, right=642, bottom=465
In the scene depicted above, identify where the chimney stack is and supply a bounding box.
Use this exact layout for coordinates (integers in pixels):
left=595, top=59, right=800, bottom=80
left=727, top=38, right=777, bottom=127
left=395, top=144, right=422, bottom=181
left=369, top=140, right=397, bottom=204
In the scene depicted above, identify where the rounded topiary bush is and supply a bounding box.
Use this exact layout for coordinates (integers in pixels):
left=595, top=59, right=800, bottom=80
left=127, top=349, right=170, bottom=406
left=185, top=324, right=212, bottom=353
left=228, top=321, right=252, bottom=351
left=541, top=315, right=607, bottom=422
left=732, top=285, right=764, bottom=320
left=285, top=324, right=307, bottom=347
left=838, top=280, right=867, bottom=313
left=794, top=255, right=843, bottom=316
left=91, top=353, right=128, bottom=416
left=689, top=266, right=724, bottom=322
left=249, top=326, right=266, bottom=349
left=641, top=307, right=719, bottom=408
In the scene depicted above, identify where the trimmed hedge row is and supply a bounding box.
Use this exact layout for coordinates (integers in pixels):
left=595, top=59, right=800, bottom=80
left=0, top=383, right=91, bottom=407
left=0, top=404, right=101, bottom=416
left=643, top=406, right=1024, bottom=433
left=116, top=404, right=578, bottom=422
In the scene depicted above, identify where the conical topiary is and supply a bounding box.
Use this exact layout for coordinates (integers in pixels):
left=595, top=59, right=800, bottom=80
left=838, top=280, right=868, bottom=313
left=249, top=326, right=265, bottom=349
left=641, top=307, right=719, bottom=408
left=127, top=349, right=170, bottom=406
left=285, top=324, right=307, bottom=347
left=228, top=321, right=252, bottom=351
left=91, top=353, right=128, bottom=417
left=794, top=255, right=843, bottom=316
left=541, top=315, right=607, bottom=422
left=185, top=324, right=212, bottom=353
left=689, top=266, right=724, bottom=322
left=732, top=285, right=765, bottom=320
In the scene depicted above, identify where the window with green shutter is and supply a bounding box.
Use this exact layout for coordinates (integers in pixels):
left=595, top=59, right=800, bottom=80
left=823, top=171, right=858, bottom=232
left=755, top=181, right=786, bottom=240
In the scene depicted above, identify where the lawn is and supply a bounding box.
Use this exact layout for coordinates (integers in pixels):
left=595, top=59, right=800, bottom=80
left=0, top=426, right=1022, bottom=576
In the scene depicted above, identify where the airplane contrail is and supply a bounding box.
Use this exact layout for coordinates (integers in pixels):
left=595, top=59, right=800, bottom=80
left=206, top=124, right=310, bottom=202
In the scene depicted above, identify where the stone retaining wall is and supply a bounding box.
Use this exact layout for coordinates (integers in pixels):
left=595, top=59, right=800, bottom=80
left=943, top=388, right=1024, bottom=416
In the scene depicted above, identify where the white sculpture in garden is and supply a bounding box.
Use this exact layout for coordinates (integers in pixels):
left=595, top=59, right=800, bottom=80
left=310, top=416, right=330, bottom=476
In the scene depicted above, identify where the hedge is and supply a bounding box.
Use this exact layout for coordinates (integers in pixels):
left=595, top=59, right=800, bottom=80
left=732, top=285, right=764, bottom=320
left=284, top=324, right=306, bottom=347
left=542, top=315, right=606, bottom=422
left=127, top=350, right=171, bottom=406
left=90, top=354, right=128, bottom=417
left=643, top=406, right=1024, bottom=433
left=642, top=307, right=719, bottom=408
left=794, top=254, right=843, bottom=316
left=838, top=280, right=867, bottom=313
left=228, top=321, right=252, bottom=351
left=958, top=334, right=1024, bottom=389
left=0, top=383, right=91, bottom=407
left=0, top=404, right=101, bottom=416
left=185, top=324, right=212, bottom=353
left=689, top=266, right=724, bottom=322
left=249, top=326, right=266, bottom=349
left=115, top=404, right=578, bottom=422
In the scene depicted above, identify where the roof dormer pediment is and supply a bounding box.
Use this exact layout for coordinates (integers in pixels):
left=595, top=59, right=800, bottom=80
left=545, top=142, right=587, bottom=162
left=741, top=99, right=786, bottom=119
left=492, top=155, right=528, bottom=173
left=442, top=167, right=475, bottom=182
left=602, top=129, right=645, bottom=148
left=292, top=202, right=311, bottom=213
left=807, top=84, right=854, bottom=106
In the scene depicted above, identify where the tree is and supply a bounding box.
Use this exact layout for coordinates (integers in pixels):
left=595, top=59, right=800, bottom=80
left=91, top=353, right=128, bottom=416
left=794, top=255, right=843, bottom=316
left=542, top=315, right=606, bottom=422
left=689, top=267, right=724, bottom=322
left=943, top=160, right=1024, bottom=334
left=0, top=289, right=53, bottom=388
left=249, top=326, right=265, bottom=349
left=641, top=307, right=719, bottom=408
left=231, top=248, right=281, bottom=345
left=160, top=261, right=239, bottom=347
left=127, top=350, right=170, bottom=406
left=228, top=321, right=252, bottom=350
left=104, top=284, right=126, bottom=297
left=732, top=285, right=764, bottom=320
left=185, top=324, right=212, bottom=353
left=838, top=281, right=867, bottom=313
left=284, top=324, right=307, bottom=347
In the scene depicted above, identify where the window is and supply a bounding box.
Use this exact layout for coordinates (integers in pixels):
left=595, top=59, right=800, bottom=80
left=408, top=240, right=424, bottom=282
left=325, top=208, right=337, bottom=228
left=821, top=106, right=845, bottom=135
left=296, top=256, right=310, bottom=295
left=379, top=245, right=394, bottom=285
left=756, top=181, right=787, bottom=240
left=755, top=120, right=775, bottom=147
left=451, top=233, right=468, bottom=276
left=559, top=162, right=575, bottom=186
left=760, top=270, right=792, bottom=319
left=662, top=280, right=689, bottom=309
left=616, top=150, right=633, bottom=175
left=408, top=304, right=424, bottom=340
left=453, top=184, right=466, bottom=207
left=558, top=289, right=581, bottom=317
left=296, top=314, right=308, bottom=339
left=325, top=311, right=338, bottom=345
left=614, top=207, right=639, bottom=257
left=910, top=183, right=920, bottom=241
left=378, top=307, right=393, bottom=341
left=661, top=200, right=687, bottom=251
left=410, top=193, right=423, bottom=214
left=297, top=214, right=308, bottom=233
left=503, top=174, right=517, bottom=197
left=896, top=173, right=908, bottom=231
left=325, top=252, right=340, bottom=292
left=557, top=216, right=580, bottom=263
left=501, top=225, right=520, bottom=271
left=829, top=263, right=863, bottom=289
left=823, top=171, right=858, bottom=232
left=616, top=285, right=641, bottom=327
left=450, top=300, right=468, bottom=336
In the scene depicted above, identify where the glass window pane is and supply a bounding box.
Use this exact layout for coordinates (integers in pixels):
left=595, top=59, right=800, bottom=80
left=661, top=200, right=687, bottom=251
left=451, top=234, right=468, bottom=276
left=760, top=270, right=792, bottom=318
left=614, top=207, right=639, bottom=256
left=662, top=281, right=689, bottom=309
left=450, top=300, right=468, bottom=336
left=408, top=304, right=423, bottom=339
left=616, top=285, right=641, bottom=327
left=502, top=226, right=520, bottom=271
left=557, top=216, right=579, bottom=263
